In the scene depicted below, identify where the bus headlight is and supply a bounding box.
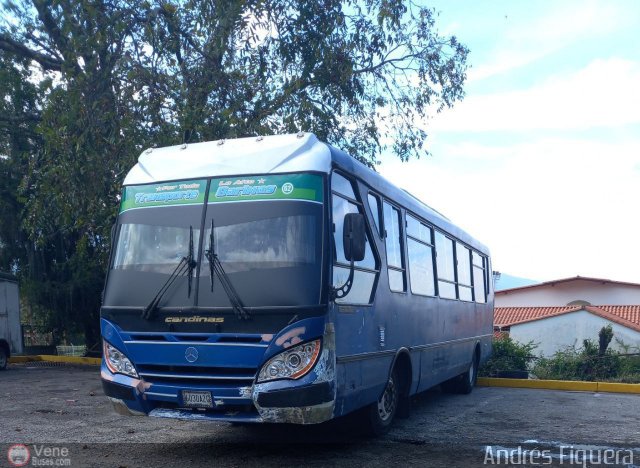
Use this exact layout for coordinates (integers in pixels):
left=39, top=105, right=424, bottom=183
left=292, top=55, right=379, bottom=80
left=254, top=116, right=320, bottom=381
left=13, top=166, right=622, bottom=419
left=257, top=339, right=321, bottom=383
left=103, top=341, right=138, bottom=378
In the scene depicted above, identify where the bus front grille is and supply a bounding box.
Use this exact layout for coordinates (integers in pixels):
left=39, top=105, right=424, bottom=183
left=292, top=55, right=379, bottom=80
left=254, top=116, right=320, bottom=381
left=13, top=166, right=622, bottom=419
left=137, top=364, right=257, bottom=386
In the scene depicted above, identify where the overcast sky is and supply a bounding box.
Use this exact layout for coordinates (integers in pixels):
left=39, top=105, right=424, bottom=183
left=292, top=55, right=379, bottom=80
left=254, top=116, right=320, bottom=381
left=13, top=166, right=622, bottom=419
left=378, top=0, right=640, bottom=284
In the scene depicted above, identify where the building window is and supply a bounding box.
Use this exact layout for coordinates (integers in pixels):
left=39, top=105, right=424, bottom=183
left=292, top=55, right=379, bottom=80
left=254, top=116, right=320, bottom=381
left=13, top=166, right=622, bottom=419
left=567, top=300, right=591, bottom=306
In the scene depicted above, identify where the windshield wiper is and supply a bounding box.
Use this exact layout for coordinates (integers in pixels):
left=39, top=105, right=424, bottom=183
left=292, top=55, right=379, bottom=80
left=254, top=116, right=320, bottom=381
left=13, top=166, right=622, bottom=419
left=205, top=218, right=250, bottom=320
left=141, top=226, right=197, bottom=320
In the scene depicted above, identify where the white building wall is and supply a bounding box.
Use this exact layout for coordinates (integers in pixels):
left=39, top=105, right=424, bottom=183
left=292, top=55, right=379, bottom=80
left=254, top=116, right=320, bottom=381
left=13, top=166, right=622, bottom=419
left=509, top=310, right=640, bottom=357
left=495, top=280, right=640, bottom=307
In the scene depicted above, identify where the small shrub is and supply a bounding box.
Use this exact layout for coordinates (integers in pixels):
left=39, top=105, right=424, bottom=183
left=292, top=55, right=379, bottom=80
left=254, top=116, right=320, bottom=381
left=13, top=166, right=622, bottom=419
left=481, top=327, right=640, bottom=382
left=479, top=337, right=537, bottom=377
left=598, top=324, right=614, bottom=355
left=531, top=332, right=640, bottom=383
left=533, top=347, right=583, bottom=381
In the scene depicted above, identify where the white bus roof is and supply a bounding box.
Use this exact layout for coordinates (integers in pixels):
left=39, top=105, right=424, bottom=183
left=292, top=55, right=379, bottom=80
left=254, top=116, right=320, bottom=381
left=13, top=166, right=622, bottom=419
left=122, top=133, right=489, bottom=253
left=123, top=133, right=331, bottom=185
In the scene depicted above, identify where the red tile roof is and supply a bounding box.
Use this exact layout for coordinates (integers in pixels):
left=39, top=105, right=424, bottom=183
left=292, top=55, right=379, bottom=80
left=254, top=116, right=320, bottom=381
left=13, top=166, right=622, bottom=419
left=496, top=276, right=640, bottom=294
left=494, top=305, right=640, bottom=333
left=592, top=306, right=640, bottom=332
left=495, top=306, right=580, bottom=327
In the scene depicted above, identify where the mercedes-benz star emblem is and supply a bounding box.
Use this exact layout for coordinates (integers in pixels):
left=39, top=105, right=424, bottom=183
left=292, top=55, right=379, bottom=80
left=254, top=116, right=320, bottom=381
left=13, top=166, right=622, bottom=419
left=185, top=347, right=199, bottom=363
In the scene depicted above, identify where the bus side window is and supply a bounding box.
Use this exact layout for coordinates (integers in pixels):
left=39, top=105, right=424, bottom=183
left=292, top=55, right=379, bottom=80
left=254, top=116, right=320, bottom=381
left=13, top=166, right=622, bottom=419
left=472, top=251, right=486, bottom=303
left=331, top=173, right=378, bottom=304
left=457, top=243, right=473, bottom=301
left=435, top=231, right=456, bottom=299
left=406, top=214, right=435, bottom=296
left=383, top=201, right=405, bottom=292
left=368, top=193, right=382, bottom=237
left=332, top=172, right=357, bottom=200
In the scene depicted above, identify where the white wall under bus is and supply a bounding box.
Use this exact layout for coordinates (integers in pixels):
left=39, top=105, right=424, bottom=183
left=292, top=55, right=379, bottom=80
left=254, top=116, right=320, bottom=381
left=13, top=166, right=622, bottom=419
left=0, top=278, right=22, bottom=356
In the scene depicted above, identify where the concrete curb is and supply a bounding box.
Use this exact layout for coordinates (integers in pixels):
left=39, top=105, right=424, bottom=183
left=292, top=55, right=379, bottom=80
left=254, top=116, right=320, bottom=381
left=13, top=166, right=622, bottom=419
left=9, top=355, right=101, bottom=366
left=478, top=377, right=640, bottom=394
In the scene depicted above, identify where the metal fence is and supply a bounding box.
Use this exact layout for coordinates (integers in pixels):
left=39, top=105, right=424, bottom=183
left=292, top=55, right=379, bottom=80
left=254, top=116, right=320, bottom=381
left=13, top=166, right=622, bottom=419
left=55, top=345, right=87, bottom=357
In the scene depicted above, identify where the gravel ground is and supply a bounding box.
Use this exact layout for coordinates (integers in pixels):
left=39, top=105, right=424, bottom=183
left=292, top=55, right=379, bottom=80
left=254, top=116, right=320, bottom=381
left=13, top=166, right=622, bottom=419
left=1, top=364, right=639, bottom=467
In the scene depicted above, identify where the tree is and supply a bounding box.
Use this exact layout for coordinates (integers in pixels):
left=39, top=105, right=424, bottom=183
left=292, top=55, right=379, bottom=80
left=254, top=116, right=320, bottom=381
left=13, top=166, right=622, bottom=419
left=598, top=324, right=614, bottom=356
left=0, top=0, right=469, bottom=345
left=138, top=0, right=469, bottom=164
left=0, top=0, right=145, bottom=346
left=0, top=54, right=40, bottom=274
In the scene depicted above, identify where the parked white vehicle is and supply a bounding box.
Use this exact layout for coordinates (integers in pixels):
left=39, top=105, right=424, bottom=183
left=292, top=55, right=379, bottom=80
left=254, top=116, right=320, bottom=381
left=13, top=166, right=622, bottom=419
left=0, top=272, right=22, bottom=370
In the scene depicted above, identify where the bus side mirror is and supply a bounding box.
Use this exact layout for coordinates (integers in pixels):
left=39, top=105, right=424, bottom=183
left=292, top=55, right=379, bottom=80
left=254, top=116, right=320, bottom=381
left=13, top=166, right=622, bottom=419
left=343, top=213, right=366, bottom=262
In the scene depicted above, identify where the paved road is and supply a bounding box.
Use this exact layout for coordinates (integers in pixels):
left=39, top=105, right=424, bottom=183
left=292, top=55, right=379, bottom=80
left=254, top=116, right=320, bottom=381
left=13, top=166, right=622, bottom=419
left=1, top=364, right=639, bottom=467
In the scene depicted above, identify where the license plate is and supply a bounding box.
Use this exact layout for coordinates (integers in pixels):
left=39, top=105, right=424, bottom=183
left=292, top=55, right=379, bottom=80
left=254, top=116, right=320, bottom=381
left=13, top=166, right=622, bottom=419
left=182, top=390, right=213, bottom=408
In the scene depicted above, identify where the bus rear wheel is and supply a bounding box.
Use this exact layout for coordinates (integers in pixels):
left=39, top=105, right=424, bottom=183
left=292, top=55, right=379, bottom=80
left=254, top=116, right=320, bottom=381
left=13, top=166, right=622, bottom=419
left=0, top=346, right=8, bottom=371
left=366, top=368, right=399, bottom=435
left=441, top=351, right=479, bottom=395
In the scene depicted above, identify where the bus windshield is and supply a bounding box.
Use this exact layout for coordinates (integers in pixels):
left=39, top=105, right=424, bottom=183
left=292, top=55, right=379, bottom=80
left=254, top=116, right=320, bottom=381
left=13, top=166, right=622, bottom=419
left=198, top=200, right=323, bottom=308
left=105, top=204, right=202, bottom=309
left=113, top=222, right=200, bottom=274
left=105, top=200, right=324, bottom=309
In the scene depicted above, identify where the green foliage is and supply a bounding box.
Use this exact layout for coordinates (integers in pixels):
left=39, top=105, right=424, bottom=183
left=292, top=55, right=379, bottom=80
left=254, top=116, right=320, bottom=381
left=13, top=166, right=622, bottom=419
left=133, top=0, right=469, bottom=164
left=1, top=0, right=144, bottom=345
left=532, top=340, right=640, bottom=383
left=480, top=327, right=640, bottom=383
left=0, top=54, right=40, bottom=273
left=531, top=327, right=640, bottom=383
left=598, top=324, right=614, bottom=355
left=479, top=336, right=537, bottom=377
left=0, top=0, right=469, bottom=346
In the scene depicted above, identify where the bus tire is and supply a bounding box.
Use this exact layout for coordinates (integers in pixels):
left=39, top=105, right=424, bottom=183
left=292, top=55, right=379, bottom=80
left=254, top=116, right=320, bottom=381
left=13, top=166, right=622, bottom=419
left=441, top=350, right=479, bottom=395
left=0, top=345, right=8, bottom=371
left=366, top=368, right=399, bottom=435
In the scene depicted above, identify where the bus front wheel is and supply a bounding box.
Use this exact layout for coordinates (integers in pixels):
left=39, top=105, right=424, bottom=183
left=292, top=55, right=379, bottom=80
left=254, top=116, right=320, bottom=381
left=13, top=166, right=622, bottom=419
left=366, top=368, right=399, bottom=435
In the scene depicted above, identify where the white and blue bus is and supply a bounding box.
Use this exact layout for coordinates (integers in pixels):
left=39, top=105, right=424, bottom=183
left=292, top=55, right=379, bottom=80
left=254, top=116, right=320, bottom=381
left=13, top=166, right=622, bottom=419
left=101, top=133, right=493, bottom=433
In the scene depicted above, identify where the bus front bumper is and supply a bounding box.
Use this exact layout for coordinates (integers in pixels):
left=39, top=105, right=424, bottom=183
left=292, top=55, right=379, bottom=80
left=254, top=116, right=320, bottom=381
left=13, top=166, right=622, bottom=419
left=252, top=381, right=335, bottom=424
left=101, top=368, right=336, bottom=425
